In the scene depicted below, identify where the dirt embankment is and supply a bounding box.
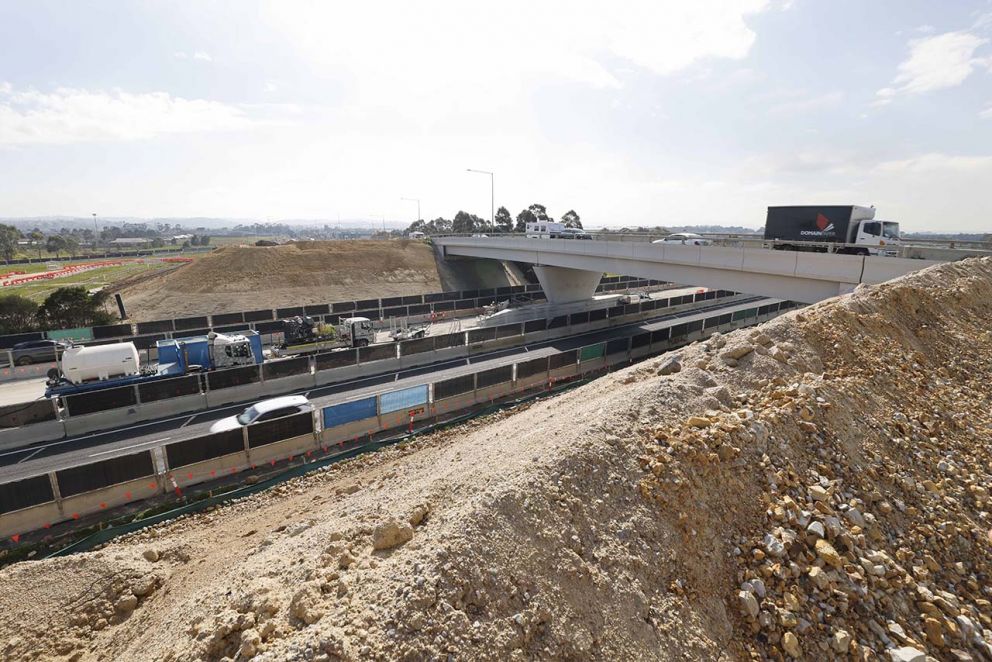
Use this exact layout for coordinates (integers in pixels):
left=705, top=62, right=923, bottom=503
left=2, top=258, right=992, bottom=661
left=114, top=240, right=443, bottom=321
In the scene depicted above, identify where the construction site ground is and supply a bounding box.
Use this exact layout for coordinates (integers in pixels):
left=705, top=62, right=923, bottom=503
left=114, top=241, right=445, bottom=323
left=1, top=258, right=991, bottom=661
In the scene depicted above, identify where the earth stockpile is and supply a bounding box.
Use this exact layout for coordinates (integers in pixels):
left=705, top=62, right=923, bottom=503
left=1, top=258, right=991, bottom=661
left=116, top=240, right=443, bottom=321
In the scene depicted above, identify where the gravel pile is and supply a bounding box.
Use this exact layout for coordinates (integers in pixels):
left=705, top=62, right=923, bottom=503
left=1, top=257, right=990, bottom=661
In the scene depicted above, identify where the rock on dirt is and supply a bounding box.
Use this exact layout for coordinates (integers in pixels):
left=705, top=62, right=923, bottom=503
left=372, top=519, right=414, bottom=550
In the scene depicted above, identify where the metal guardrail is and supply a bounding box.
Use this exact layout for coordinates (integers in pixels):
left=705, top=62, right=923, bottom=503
left=430, top=231, right=991, bottom=258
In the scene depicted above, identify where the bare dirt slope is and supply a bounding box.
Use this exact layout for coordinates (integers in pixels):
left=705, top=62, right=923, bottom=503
left=115, top=240, right=442, bottom=321
left=2, top=258, right=992, bottom=661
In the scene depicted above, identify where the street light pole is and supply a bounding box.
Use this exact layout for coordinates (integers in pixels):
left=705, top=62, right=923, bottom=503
left=466, top=168, right=494, bottom=229
left=92, top=213, right=98, bottom=250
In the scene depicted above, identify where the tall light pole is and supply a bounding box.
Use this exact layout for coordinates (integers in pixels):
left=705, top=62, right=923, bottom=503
left=466, top=168, right=493, bottom=229
left=92, top=213, right=98, bottom=249
left=400, top=197, right=421, bottom=222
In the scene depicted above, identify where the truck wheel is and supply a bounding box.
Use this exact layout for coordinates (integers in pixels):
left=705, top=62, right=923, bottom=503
left=358, top=339, right=369, bottom=347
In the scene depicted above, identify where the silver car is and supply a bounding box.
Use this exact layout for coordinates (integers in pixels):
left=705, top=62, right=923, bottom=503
left=8, top=339, right=69, bottom=366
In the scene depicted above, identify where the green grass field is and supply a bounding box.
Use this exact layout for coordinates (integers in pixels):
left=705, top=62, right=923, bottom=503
left=0, top=260, right=179, bottom=302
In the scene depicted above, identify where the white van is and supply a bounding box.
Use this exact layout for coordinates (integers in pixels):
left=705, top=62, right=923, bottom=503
left=526, top=221, right=565, bottom=239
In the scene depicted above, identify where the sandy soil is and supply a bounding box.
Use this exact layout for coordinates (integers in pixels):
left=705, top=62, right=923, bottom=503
left=2, top=258, right=991, bottom=661
left=114, top=241, right=442, bottom=322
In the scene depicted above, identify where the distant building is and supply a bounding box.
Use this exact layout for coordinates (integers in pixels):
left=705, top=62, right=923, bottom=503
left=111, top=237, right=151, bottom=245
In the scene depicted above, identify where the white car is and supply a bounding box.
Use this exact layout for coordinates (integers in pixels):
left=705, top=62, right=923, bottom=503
left=618, top=293, right=652, bottom=304
left=209, top=395, right=312, bottom=433
left=471, top=233, right=488, bottom=238
left=653, top=232, right=712, bottom=246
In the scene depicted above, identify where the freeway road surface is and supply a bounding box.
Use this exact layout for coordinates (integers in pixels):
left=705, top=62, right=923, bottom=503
left=0, top=294, right=771, bottom=483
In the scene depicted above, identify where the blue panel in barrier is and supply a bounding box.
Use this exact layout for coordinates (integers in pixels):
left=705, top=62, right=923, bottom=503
left=323, top=397, right=377, bottom=428
left=379, top=384, right=429, bottom=414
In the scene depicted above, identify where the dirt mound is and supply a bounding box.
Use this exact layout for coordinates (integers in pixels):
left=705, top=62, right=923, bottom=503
left=116, top=240, right=442, bottom=321
left=3, top=258, right=992, bottom=661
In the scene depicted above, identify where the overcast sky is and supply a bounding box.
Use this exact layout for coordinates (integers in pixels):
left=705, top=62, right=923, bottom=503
left=1, top=0, right=991, bottom=231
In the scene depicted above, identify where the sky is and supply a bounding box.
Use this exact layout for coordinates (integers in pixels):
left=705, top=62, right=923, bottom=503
left=1, top=0, right=991, bottom=231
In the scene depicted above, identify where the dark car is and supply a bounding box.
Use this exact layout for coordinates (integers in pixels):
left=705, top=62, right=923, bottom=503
left=559, top=228, right=592, bottom=240
left=8, top=340, right=69, bottom=366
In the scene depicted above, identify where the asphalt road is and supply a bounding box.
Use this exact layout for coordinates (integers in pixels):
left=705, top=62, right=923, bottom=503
left=0, top=295, right=770, bottom=482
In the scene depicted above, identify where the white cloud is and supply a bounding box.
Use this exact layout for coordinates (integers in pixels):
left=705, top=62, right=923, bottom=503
left=263, top=0, right=771, bottom=124
left=0, top=84, right=260, bottom=146
left=765, top=90, right=844, bottom=115
left=174, top=50, right=212, bottom=62
left=874, top=152, right=992, bottom=173
left=981, top=103, right=992, bottom=119
left=875, top=31, right=989, bottom=104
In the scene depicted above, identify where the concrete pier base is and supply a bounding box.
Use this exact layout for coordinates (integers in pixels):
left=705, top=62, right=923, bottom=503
left=532, top=265, right=602, bottom=304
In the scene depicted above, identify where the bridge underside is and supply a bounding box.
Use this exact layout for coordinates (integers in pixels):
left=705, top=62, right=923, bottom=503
left=436, top=239, right=941, bottom=305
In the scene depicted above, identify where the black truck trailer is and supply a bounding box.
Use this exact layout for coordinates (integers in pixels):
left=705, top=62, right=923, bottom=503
left=763, top=205, right=899, bottom=256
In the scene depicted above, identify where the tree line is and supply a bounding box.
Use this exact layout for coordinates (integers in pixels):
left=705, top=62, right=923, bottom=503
left=405, top=204, right=583, bottom=236
left=0, top=287, right=114, bottom=335
left=0, top=223, right=209, bottom=262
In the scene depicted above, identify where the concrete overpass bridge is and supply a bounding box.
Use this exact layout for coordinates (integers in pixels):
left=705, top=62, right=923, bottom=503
left=434, top=236, right=943, bottom=304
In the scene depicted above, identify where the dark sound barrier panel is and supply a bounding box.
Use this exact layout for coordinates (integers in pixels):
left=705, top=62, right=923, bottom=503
left=315, top=350, right=358, bottom=370
left=433, top=374, right=475, bottom=400
left=468, top=328, right=496, bottom=344
left=495, top=324, right=521, bottom=339
left=207, top=365, right=261, bottom=391
left=56, top=451, right=155, bottom=498
left=64, top=385, right=137, bottom=416
left=166, top=429, right=245, bottom=468
left=515, top=356, right=548, bottom=379
left=247, top=412, right=314, bottom=448
left=138, top=375, right=201, bottom=403
left=244, top=309, right=274, bottom=322
left=523, top=319, right=547, bottom=333
left=476, top=365, right=513, bottom=388
left=358, top=344, right=396, bottom=363
left=549, top=350, right=578, bottom=369
left=174, top=316, right=209, bottom=331
left=263, top=357, right=310, bottom=380
left=605, top=338, right=629, bottom=355
left=0, top=475, right=54, bottom=514
left=400, top=337, right=434, bottom=356
left=433, top=333, right=465, bottom=349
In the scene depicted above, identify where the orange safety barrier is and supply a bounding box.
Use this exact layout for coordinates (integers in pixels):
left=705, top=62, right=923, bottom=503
left=1, top=260, right=128, bottom=287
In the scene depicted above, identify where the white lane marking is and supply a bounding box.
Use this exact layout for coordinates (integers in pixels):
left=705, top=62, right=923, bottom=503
left=88, top=437, right=171, bottom=458
left=16, top=447, right=44, bottom=464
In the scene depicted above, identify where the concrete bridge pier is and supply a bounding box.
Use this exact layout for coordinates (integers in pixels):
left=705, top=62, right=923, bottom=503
left=532, top=265, right=602, bottom=304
